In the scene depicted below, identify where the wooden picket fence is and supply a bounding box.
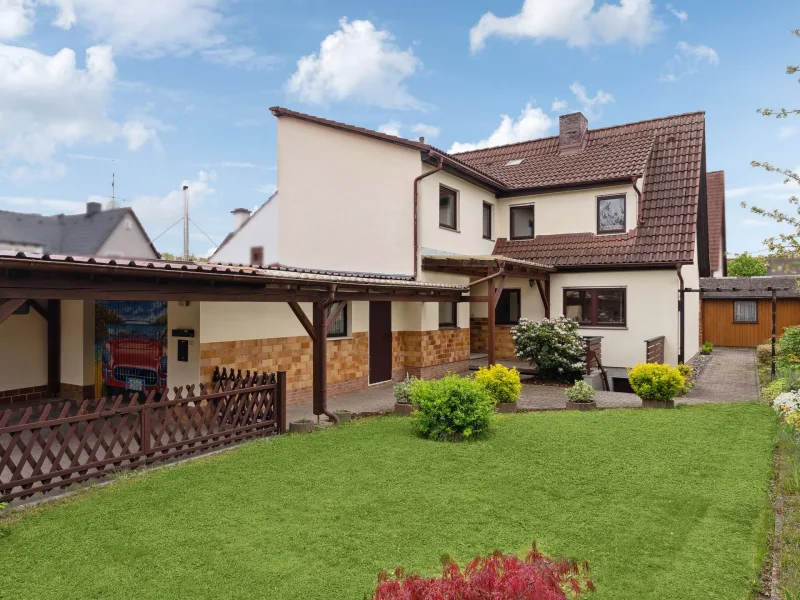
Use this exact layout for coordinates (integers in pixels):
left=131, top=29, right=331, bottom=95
left=0, top=368, right=286, bottom=502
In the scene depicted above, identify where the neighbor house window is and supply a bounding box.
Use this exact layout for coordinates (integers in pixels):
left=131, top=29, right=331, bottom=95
left=250, top=246, right=264, bottom=265
left=563, top=288, right=626, bottom=327
left=439, top=302, right=458, bottom=328
left=733, top=300, right=758, bottom=324
left=327, top=303, right=348, bottom=338
left=439, top=185, right=458, bottom=230
left=496, top=289, right=521, bottom=325
left=483, top=202, right=493, bottom=240
left=510, top=205, right=535, bottom=240
left=597, top=195, right=626, bottom=234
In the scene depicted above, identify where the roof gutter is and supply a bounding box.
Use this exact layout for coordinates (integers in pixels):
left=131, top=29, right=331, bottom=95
left=413, top=153, right=444, bottom=279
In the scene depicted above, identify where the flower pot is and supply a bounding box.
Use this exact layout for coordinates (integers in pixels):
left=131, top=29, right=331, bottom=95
left=496, top=402, right=518, bottom=414
left=289, top=420, right=315, bottom=434
left=566, top=400, right=597, bottom=411
left=641, top=399, right=675, bottom=409
left=334, top=410, right=351, bottom=423
left=395, top=402, right=418, bottom=416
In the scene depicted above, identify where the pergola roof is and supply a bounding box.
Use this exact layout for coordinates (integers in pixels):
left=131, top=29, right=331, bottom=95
left=421, top=255, right=554, bottom=279
left=0, top=252, right=467, bottom=303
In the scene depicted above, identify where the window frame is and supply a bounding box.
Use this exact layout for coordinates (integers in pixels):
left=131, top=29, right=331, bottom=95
left=596, top=194, right=627, bottom=235
left=563, top=287, right=627, bottom=328
left=439, top=185, right=459, bottom=231
left=327, top=303, right=349, bottom=338
left=495, top=289, right=522, bottom=326
left=482, top=202, right=493, bottom=240
left=509, top=204, right=535, bottom=241
left=438, top=302, right=458, bottom=329
left=733, top=300, right=759, bottom=324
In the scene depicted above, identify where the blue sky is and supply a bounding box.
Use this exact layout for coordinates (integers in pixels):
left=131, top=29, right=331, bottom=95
left=0, top=0, right=797, bottom=257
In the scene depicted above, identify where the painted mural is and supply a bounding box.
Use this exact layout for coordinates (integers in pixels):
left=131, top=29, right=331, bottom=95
left=95, top=301, right=168, bottom=398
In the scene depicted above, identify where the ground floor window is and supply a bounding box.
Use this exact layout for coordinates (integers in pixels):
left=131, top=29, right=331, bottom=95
left=496, top=289, right=521, bottom=325
left=328, top=303, right=348, bottom=337
left=733, top=300, right=758, bottom=323
left=564, top=288, right=626, bottom=327
left=439, top=302, right=458, bottom=328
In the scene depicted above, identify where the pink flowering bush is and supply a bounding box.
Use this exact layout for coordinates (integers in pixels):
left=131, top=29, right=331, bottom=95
left=371, top=544, right=594, bottom=600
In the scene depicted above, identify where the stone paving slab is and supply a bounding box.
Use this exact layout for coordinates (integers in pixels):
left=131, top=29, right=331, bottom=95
left=687, top=347, right=760, bottom=403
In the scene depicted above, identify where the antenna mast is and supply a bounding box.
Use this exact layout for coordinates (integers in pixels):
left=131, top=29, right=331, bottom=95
left=183, top=185, right=190, bottom=261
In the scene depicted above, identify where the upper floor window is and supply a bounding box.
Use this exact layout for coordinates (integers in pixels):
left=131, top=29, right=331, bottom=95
left=597, top=194, right=626, bottom=234
left=496, top=289, right=521, bottom=325
left=482, top=203, right=493, bottom=240
left=564, top=288, right=626, bottom=327
left=734, top=300, right=758, bottom=324
left=250, top=246, right=264, bottom=265
left=327, top=303, right=348, bottom=338
left=439, top=185, right=458, bottom=230
left=438, top=302, right=458, bottom=328
left=510, top=204, right=535, bottom=240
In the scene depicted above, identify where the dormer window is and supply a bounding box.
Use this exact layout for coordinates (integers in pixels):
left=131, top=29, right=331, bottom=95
left=597, top=194, right=626, bottom=234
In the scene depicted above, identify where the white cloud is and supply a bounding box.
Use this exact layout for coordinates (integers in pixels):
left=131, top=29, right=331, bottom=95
left=449, top=103, right=553, bottom=153
left=778, top=126, right=795, bottom=140
left=469, top=0, right=662, bottom=53
left=569, top=81, right=614, bottom=120
left=121, top=120, right=157, bottom=151
left=378, top=120, right=403, bottom=137
left=666, top=4, right=687, bottom=22
left=660, top=41, right=719, bottom=82
left=551, top=98, right=568, bottom=112
left=411, top=123, right=441, bottom=139
left=256, top=183, right=277, bottom=196
left=286, top=18, right=424, bottom=110
left=201, top=46, right=280, bottom=71
left=221, top=161, right=265, bottom=169
left=740, top=218, right=771, bottom=227
left=0, top=194, right=85, bottom=213
left=0, top=0, right=34, bottom=41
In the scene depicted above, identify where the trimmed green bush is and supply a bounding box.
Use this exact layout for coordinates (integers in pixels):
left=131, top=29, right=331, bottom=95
left=512, top=316, right=585, bottom=382
left=701, top=342, right=713, bottom=355
left=565, top=380, right=596, bottom=403
left=474, top=364, right=522, bottom=405
left=393, top=376, right=419, bottom=404
left=756, top=344, right=775, bottom=365
left=628, top=363, right=685, bottom=402
left=410, top=375, right=495, bottom=441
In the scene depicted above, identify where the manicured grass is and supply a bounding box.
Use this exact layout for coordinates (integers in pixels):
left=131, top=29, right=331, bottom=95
left=0, top=404, right=777, bottom=599
left=777, top=425, right=800, bottom=597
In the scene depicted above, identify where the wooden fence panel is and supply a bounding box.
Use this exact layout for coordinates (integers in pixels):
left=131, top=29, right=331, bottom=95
left=0, top=369, right=285, bottom=502
left=645, top=336, right=666, bottom=364
left=702, top=299, right=800, bottom=348
left=584, top=337, right=602, bottom=375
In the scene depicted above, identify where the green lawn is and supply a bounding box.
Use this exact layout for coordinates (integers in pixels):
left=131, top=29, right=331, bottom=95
left=0, top=404, right=777, bottom=600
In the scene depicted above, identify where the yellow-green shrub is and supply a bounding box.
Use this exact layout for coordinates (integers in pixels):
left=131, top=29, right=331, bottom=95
left=628, top=363, right=685, bottom=402
left=763, top=378, right=788, bottom=402
left=474, top=364, right=522, bottom=404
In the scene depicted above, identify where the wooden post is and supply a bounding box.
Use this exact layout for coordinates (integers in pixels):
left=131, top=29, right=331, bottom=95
left=47, top=299, right=60, bottom=397
left=312, top=301, right=328, bottom=419
left=488, top=276, right=496, bottom=366
left=276, top=371, right=287, bottom=434
left=140, top=409, right=151, bottom=455
left=772, top=288, right=777, bottom=381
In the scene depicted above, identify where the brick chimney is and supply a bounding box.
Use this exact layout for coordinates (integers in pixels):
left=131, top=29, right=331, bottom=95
left=559, top=112, right=588, bottom=154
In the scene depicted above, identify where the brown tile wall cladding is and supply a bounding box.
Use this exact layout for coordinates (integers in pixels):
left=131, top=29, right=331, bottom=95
left=200, top=328, right=471, bottom=406
left=469, top=318, right=517, bottom=359
left=0, top=384, right=50, bottom=405
left=60, top=383, right=96, bottom=402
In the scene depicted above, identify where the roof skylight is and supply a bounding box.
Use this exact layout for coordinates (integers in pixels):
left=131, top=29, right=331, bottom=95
left=505, top=159, right=524, bottom=166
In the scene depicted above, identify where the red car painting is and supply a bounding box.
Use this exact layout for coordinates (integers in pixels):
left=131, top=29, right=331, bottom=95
left=101, top=335, right=167, bottom=397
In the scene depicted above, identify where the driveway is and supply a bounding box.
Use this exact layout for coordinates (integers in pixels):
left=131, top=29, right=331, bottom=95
left=686, top=347, right=760, bottom=403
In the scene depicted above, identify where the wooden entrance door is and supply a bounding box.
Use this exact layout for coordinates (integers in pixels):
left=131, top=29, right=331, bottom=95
left=369, top=302, right=392, bottom=384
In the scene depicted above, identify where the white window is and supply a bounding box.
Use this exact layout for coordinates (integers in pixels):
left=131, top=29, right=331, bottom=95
left=733, top=300, right=758, bottom=324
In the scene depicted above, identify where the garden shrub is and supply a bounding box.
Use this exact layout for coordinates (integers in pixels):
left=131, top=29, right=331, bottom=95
left=757, top=344, right=776, bottom=365
left=628, top=363, right=685, bottom=402
left=512, top=316, right=585, bottom=382
left=371, top=544, right=594, bottom=600
left=566, top=380, right=596, bottom=403
left=393, top=376, right=419, bottom=404
left=778, top=326, right=800, bottom=372
left=474, top=364, right=522, bottom=405
left=701, top=342, right=713, bottom=355
left=410, top=375, right=494, bottom=441
left=677, top=363, right=693, bottom=379
left=763, top=378, right=788, bottom=402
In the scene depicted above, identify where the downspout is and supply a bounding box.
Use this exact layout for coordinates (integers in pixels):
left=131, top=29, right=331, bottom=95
left=632, top=176, right=644, bottom=227
left=468, top=266, right=506, bottom=288
left=413, top=154, right=444, bottom=279
left=677, top=264, right=685, bottom=364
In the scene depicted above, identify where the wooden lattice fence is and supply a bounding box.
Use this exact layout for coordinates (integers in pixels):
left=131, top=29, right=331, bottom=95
left=0, top=368, right=286, bottom=502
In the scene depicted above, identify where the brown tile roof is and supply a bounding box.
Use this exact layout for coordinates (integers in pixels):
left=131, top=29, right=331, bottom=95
left=706, top=171, right=726, bottom=273
left=493, top=112, right=707, bottom=268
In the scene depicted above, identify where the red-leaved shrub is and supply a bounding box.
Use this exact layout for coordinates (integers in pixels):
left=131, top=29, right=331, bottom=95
left=371, top=544, right=594, bottom=600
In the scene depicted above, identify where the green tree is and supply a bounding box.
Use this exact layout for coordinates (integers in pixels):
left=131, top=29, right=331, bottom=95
left=741, top=29, right=800, bottom=256
left=727, top=252, right=768, bottom=277
left=159, top=252, right=207, bottom=263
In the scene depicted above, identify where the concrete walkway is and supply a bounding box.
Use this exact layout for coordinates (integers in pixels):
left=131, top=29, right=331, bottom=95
left=686, top=347, right=760, bottom=403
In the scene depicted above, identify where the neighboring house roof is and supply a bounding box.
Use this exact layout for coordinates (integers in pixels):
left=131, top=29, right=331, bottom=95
left=700, top=276, right=800, bottom=299
left=0, top=207, right=157, bottom=257
left=706, top=171, right=726, bottom=273
left=269, top=107, right=709, bottom=271
left=210, top=192, right=277, bottom=260
left=493, top=112, right=707, bottom=269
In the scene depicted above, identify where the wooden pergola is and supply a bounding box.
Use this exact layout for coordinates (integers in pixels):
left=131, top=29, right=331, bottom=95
left=422, top=255, right=556, bottom=366
left=0, top=252, right=466, bottom=423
